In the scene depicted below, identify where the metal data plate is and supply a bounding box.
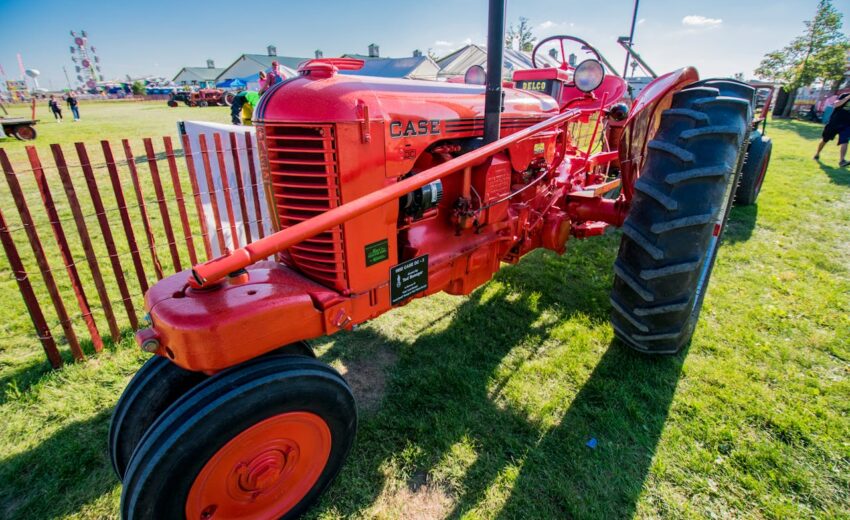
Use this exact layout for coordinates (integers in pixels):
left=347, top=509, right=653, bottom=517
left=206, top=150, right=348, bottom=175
left=390, top=255, right=428, bottom=305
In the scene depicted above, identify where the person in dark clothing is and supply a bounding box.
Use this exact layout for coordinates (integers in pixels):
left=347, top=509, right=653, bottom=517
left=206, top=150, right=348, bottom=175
left=66, top=92, right=80, bottom=121
left=47, top=95, right=63, bottom=122
left=815, top=92, right=850, bottom=167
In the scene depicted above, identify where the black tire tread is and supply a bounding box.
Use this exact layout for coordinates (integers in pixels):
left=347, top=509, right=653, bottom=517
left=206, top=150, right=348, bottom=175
left=611, top=77, right=754, bottom=353
left=121, top=355, right=356, bottom=520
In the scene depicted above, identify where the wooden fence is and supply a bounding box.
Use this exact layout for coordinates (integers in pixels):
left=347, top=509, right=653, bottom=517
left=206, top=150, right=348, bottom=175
left=0, top=132, right=266, bottom=367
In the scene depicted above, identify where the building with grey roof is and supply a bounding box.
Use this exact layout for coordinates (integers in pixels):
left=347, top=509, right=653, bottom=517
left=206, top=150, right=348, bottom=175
left=173, top=60, right=224, bottom=88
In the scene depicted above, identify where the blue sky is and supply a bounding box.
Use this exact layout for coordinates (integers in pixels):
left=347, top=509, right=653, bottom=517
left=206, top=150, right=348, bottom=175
left=1, top=0, right=848, bottom=89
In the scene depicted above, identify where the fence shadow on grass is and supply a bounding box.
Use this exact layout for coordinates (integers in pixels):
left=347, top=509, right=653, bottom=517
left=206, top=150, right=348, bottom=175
left=312, top=240, right=684, bottom=519
left=0, top=408, right=118, bottom=520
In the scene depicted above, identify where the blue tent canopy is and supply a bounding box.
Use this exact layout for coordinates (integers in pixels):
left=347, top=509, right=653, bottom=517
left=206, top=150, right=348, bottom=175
left=216, top=77, right=248, bottom=88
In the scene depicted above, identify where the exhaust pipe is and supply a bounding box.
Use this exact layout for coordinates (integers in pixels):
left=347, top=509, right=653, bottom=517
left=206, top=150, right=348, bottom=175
left=483, top=0, right=506, bottom=144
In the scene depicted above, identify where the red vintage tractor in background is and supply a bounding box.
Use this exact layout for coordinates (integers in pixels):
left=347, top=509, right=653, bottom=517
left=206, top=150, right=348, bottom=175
left=111, top=2, right=772, bottom=518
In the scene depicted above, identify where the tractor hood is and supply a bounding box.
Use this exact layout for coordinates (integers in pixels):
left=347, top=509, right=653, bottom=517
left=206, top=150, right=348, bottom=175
left=254, top=70, right=559, bottom=126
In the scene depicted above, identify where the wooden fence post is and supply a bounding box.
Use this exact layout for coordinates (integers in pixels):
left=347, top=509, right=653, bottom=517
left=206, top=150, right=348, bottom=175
left=27, top=146, right=99, bottom=357
left=75, top=143, right=138, bottom=330
left=102, top=140, right=149, bottom=294
left=143, top=138, right=182, bottom=272
left=1, top=149, right=82, bottom=355
left=163, top=136, right=197, bottom=265
left=51, top=144, right=120, bottom=344
left=181, top=134, right=212, bottom=261
left=198, top=134, right=227, bottom=253
left=0, top=207, right=62, bottom=368
left=122, top=139, right=164, bottom=280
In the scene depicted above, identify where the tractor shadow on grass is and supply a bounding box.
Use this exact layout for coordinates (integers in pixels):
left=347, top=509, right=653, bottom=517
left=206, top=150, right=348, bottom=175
left=725, top=204, right=759, bottom=244
left=767, top=118, right=822, bottom=141
left=0, top=408, right=118, bottom=520
left=313, top=239, right=685, bottom=519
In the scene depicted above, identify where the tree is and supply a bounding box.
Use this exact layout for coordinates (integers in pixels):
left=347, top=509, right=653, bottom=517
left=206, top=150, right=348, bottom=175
left=755, top=0, right=849, bottom=115
left=506, top=17, right=536, bottom=52
left=131, top=81, right=146, bottom=96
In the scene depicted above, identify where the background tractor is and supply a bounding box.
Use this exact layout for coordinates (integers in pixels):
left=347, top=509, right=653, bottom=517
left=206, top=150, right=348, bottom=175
left=111, top=1, right=771, bottom=517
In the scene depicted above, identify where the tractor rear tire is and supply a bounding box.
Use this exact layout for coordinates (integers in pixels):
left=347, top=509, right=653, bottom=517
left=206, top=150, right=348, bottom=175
left=108, top=356, right=207, bottom=481
left=735, top=132, right=772, bottom=205
left=120, top=355, right=356, bottom=520
left=610, top=78, right=754, bottom=354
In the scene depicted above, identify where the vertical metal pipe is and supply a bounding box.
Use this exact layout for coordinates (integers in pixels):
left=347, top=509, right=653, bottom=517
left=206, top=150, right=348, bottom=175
left=623, top=0, right=640, bottom=78
left=122, top=139, right=164, bottom=280
left=102, top=140, right=149, bottom=294
left=143, top=138, right=182, bottom=272
left=1, top=149, right=82, bottom=356
left=28, top=146, right=99, bottom=357
left=51, top=144, right=120, bottom=345
left=483, top=0, right=506, bottom=144
left=0, top=206, right=62, bottom=368
left=76, top=142, right=138, bottom=330
left=163, top=136, right=198, bottom=265
left=229, top=132, right=252, bottom=244
left=244, top=132, right=265, bottom=240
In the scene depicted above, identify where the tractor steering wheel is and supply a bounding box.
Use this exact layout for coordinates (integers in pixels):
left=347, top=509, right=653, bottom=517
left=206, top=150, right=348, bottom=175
left=531, top=35, right=603, bottom=70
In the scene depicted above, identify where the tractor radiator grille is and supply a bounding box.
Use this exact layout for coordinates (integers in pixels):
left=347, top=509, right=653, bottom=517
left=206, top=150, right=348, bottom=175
left=262, top=124, right=347, bottom=291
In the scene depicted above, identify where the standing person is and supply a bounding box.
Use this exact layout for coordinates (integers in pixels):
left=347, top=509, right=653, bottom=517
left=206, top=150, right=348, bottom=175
left=47, top=95, right=63, bottom=123
left=66, top=92, right=80, bottom=121
left=257, top=70, right=268, bottom=93
left=815, top=92, right=850, bottom=167
left=259, top=61, right=283, bottom=95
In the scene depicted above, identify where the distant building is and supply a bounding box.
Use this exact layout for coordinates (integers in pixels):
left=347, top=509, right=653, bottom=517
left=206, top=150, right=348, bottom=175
left=216, top=46, right=310, bottom=89
left=341, top=45, right=440, bottom=80
left=436, top=44, right=560, bottom=80
left=172, top=59, right=223, bottom=88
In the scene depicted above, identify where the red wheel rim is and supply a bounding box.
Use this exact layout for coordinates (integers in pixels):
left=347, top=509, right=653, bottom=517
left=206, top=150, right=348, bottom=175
left=186, top=412, right=331, bottom=520
left=16, top=126, right=35, bottom=140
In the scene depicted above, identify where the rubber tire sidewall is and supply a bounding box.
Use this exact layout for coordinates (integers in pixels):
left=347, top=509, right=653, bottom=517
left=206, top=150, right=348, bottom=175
left=121, top=356, right=356, bottom=520
left=108, top=355, right=206, bottom=481
left=735, top=133, right=771, bottom=206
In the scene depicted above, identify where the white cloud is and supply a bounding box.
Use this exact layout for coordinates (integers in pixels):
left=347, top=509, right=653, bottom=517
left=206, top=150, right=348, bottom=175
left=539, top=20, right=556, bottom=29
left=682, top=15, right=722, bottom=27
left=637, top=18, right=646, bottom=25
left=462, top=37, right=473, bottom=45
left=433, top=40, right=452, bottom=47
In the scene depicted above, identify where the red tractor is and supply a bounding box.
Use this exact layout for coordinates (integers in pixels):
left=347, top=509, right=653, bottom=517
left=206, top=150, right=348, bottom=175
left=111, top=3, right=771, bottom=518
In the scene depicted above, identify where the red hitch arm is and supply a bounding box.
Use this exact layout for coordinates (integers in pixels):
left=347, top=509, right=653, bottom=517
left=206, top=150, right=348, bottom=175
left=189, top=109, right=582, bottom=288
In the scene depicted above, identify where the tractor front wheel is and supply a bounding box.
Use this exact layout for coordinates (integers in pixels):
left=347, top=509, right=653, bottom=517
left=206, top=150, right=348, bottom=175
left=610, top=79, right=754, bottom=354
left=120, top=355, right=356, bottom=520
left=735, top=132, right=772, bottom=205
left=108, top=355, right=207, bottom=481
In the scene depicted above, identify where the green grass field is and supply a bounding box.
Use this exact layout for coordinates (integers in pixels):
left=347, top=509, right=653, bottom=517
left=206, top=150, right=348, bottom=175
left=0, top=101, right=848, bottom=519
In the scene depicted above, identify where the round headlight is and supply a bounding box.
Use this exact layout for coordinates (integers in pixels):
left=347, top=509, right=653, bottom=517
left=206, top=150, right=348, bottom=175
left=464, top=65, right=486, bottom=85
left=574, top=59, right=605, bottom=93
